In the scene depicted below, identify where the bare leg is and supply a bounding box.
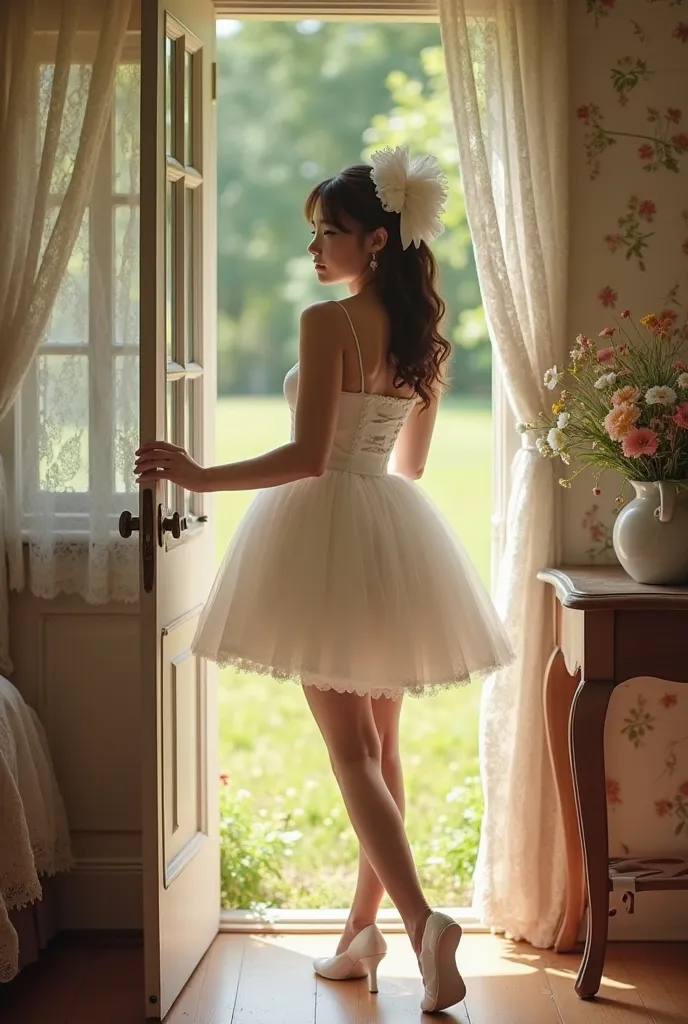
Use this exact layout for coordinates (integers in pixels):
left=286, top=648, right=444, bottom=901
left=336, top=695, right=406, bottom=951
left=304, top=686, right=430, bottom=955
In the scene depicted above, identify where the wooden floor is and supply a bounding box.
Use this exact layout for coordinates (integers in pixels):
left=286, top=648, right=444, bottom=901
left=0, top=932, right=686, bottom=1023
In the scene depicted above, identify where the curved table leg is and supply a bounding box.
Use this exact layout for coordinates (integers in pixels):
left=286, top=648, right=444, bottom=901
left=570, top=676, right=617, bottom=999
left=543, top=647, right=585, bottom=952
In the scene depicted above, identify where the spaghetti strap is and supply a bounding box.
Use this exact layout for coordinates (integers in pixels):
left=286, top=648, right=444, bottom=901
left=335, top=301, right=365, bottom=394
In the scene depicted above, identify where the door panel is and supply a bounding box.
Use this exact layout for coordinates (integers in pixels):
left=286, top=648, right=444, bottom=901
left=139, top=0, right=218, bottom=1017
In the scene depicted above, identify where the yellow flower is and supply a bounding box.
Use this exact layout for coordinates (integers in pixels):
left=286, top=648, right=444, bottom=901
left=552, top=401, right=564, bottom=414
left=640, top=314, right=656, bottom=326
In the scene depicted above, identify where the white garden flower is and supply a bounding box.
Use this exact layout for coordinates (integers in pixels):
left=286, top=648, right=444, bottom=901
left=594, top=372, right=618, bottom=390
left=535, top=437, right=550, bottom=456
left=676, top=373, right=688, bottom=390
left=515, top=421, right=528, bottom=434
left=543, top=366, right=563, bottom=390
left=645, top=385, right=677, bottom=406
left=557, top=412, right=570, bottom=428
left=547, top=427, right=566, bottom=452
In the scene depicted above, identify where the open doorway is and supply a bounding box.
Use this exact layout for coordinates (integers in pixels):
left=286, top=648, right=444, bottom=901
left=213, top=17, right=493, bottom=925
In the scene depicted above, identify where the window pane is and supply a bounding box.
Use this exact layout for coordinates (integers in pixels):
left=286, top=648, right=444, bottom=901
left=165, top=35, right=175, bottom=155
left=185, top=186, right=194, bottom=362
left=43, top=210, right=89, bottom=345
left=184, top=49, right=193, bottom=166
left=38, top=355, right=89, bottom=492
left=115, top=355, right=139, bottom=494
left=185, top=378, right=196, bottom=518
left=38, top=64, right=90, bottom=194
left=166, top=378, right=176, bottom=510
left=166, top=179, right=175, bottom=362
left=114, top=63, right=141, bottom=194
left=114, top=205, right=140, bottom=347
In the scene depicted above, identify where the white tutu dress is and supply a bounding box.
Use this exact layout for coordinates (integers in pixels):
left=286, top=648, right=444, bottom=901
left=192, top=304, right=513, bottom=698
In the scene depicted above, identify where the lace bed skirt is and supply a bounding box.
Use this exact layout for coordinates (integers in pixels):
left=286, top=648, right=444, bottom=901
left=0, top=676, right=73, bottom=983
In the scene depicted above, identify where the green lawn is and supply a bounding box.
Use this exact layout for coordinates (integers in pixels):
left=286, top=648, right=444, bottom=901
left=214, top=395, right=492, bottom=910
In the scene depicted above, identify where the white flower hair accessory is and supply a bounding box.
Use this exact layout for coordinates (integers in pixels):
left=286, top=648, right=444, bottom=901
left=369, top=145, right=448, bottom=251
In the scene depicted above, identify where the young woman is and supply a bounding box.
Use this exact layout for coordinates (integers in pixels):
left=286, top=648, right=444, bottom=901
left=135, top=146, right=513, bottom=1014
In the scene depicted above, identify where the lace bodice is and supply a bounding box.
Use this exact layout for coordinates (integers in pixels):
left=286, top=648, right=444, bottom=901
left=283, top=302, right=416, bottom=476
left=284, top=364, right=415, bottom=476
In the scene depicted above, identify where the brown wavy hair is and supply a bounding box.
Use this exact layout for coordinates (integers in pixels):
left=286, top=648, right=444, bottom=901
left=304, top=164, right=451, bottom=409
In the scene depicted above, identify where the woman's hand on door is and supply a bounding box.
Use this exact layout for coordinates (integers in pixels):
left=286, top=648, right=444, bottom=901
left=134, top=441, right=208, bottom=491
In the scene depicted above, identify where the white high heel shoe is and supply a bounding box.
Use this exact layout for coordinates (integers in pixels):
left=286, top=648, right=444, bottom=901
left=419, top=911, right=466, bottom=1013
left=313, top=924, right=388, bottom=993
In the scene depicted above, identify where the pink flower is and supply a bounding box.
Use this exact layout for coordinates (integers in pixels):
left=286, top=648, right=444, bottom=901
left=638, top=143, right=655, bottom=160
left=655, top=798, right=673, bottom=817
left=598, top=286, right=618, bottom=308
left=673, top=22, right=688, bottom=43
left=593, top=487, right=601, bottom=495
left=612, top=385, right=640, bottom=406
left=666, top=108, right=682, bottom=125
left=577, top=105, right=591, bottom=121
left=606, top=778, right=622, bottom=806
left=620, top=309, right=631, bottom=319
left=673, top=133, right=688, bottom=152
left=659, top=308, right=678, bottom=326
left=673, top=402, right=688, bottom=428
left=618, top=343, right=629, bottom=355
left=605, top=403, right=641, bottom=440
left=680, top=781, right=688, bottom=797
left=674, top=360, right=688, bottom=372
left=622, top=427, right=659, bottom=457
left=599, top=326, right=616, bottom=338
left=597, top=347, right=615, bottom=362
left=638, top=199, right=657, bottom=220
left=660, top=693, right=678, bottom=709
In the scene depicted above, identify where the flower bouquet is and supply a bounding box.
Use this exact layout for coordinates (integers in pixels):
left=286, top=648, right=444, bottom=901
left=521, top=310, right=688, bottom=584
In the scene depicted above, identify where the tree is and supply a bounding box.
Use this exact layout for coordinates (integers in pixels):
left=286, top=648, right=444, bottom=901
left=216, top=20, right=489, bottom=396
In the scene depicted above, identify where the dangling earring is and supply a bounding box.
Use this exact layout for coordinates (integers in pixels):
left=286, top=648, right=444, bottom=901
left=370, top=252, right=378, bottom=272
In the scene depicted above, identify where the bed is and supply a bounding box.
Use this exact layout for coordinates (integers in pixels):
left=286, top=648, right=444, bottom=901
left=0, top=674, right=72, bottom=983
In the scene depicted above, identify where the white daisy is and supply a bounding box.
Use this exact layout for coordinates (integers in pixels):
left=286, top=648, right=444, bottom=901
left=645, top=385, right=677, bottom=406
left=594, top=372, right=618, bottom=390
left=543, top=366, right=563, bottom=391
left=547, top=427, right=566, bottom=452
left=676, top=373, right=688, bottom=390
left=557, top=412, right=570, bottom=428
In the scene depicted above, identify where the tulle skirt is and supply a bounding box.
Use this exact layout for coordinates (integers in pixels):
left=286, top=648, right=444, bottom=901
left=192, top=470, right=514, bottom=699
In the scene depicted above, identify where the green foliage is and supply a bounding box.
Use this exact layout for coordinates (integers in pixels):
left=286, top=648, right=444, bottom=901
left=216, top=20, right=490, bottom=397
left=220, top=784, right=294, bottom=910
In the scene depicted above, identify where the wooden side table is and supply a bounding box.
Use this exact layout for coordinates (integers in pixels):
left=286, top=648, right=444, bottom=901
left=538, top=565, right=688, bottom=999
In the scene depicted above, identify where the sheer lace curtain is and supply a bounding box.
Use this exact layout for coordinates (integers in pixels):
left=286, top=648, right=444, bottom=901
left=438, top=0, right=569, bottom=945
left=0, top=0, right=138, bottom=674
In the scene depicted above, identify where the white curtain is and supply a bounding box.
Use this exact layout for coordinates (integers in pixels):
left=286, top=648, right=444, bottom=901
left=0, top=0, right=138, bottom=674
left=438, top=0, right=569, bottom=945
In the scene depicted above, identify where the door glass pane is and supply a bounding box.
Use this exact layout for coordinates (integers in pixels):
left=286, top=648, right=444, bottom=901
left=186, top=378, right=196, bottom=518
left=166, top=378, right=175, bottom=510
left=184, top=49, right=193, bottom=166
left=165, top=35, right=175, bottom=155
left=185, top=187, right=194, bottom=362
left=166, top=179, right=174, bottom=363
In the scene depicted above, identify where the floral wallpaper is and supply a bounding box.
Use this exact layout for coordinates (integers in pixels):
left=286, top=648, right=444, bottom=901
left=564, top=0, right=688, bottom=860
